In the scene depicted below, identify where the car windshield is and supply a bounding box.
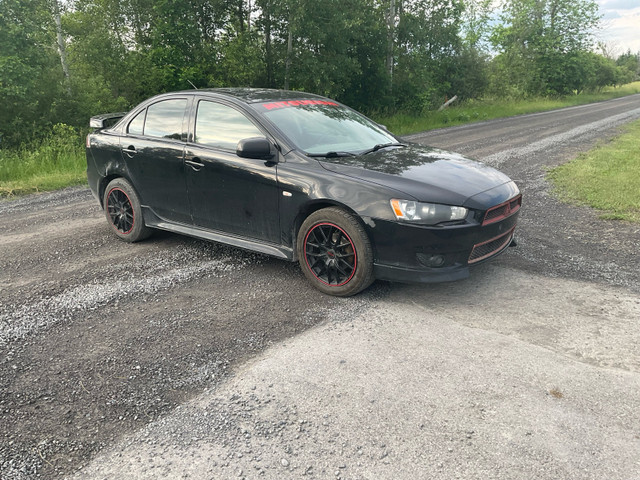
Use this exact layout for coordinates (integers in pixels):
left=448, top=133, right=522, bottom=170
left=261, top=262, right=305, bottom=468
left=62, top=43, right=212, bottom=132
left=255, top=100, right=396, bottom=155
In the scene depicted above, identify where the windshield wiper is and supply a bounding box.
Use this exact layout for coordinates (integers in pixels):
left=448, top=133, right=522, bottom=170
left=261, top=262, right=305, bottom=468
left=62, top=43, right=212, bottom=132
left=306, top=151, right=357, bottom=158
left=361, top=142, right=407, bottom=155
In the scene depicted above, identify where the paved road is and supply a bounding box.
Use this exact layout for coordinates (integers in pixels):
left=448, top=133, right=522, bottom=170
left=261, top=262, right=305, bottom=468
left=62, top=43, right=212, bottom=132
left=1, top=95, right=640, bottom=479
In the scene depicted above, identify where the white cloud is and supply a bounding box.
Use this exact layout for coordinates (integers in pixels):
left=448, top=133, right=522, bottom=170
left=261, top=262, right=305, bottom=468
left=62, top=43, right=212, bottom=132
left=597, top=0, right=640, bottom=54
left=599, top=0, right=640, bottom=11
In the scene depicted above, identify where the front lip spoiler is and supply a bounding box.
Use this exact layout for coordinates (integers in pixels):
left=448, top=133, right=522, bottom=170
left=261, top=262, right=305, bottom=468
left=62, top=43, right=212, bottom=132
left=373, top=263, right=470, bottom=284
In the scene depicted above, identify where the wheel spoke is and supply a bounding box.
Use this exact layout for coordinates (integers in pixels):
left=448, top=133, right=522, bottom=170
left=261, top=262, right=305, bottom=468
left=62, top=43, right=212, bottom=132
left=317, top=225, right=329, bottom=244
left=337, top=258, right=352, bottom=273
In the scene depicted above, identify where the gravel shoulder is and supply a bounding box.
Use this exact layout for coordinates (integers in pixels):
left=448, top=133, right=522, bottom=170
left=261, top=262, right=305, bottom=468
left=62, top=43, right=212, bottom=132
left=72, top=267, right=640, bottom=480
left=2, top=95, right=640, bottom=479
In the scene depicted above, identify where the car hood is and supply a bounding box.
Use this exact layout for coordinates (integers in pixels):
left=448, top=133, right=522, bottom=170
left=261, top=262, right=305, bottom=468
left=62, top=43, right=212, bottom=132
left=318, top=144, right=516, bottom=208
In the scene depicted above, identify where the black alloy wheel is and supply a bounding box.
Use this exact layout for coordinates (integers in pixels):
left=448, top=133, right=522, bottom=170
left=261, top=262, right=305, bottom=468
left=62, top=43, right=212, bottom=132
left=103, top=178, right=152, bottom=242
left=107, top=188, right=134, bottom=234
left=304, top=223, right=356, bottom=287
left=297, top=207, right=374, bottom=296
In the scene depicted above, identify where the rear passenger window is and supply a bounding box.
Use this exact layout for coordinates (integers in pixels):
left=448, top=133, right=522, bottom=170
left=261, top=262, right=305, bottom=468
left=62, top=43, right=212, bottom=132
left=195, top=101, right=263, bottom=150
left=127, top=110, right=145, bottom=135
left=144, top=99, right=187, bottom=140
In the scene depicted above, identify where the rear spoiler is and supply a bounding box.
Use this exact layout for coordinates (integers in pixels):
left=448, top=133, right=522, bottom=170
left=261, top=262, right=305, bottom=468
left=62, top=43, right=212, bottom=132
left=89, top=112, right=128, bottom=129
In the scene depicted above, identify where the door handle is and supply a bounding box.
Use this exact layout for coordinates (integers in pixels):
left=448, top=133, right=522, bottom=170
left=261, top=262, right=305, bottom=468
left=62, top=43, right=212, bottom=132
left=122, top=145, right=137, bottom=156
left=185, top=158, right=205, bottom=171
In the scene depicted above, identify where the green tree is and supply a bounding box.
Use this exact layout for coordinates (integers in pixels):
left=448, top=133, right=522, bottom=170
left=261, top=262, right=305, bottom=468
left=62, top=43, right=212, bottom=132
left=63, top=0, right=135, bottom=120
left=584, top=53, right=617, bottom=92
left=253, top=0, right=389, bottom=111
left=393, top=0, right=465, bottom=111
left=491, top=0, right=600, bottom=96
left=461, top=0, right=493, bottom=50
left=0, top=0, right=64, bottom=146
left=616, top=50, right=639, bottom=81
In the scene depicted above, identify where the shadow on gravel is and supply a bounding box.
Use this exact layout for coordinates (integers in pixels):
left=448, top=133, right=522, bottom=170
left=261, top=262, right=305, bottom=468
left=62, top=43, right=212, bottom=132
left=0, top=232, right=390, bottom=479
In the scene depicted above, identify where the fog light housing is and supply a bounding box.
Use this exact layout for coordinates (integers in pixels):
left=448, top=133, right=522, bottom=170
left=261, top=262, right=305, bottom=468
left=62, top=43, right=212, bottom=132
left=416, top=253, right=446, bottom=268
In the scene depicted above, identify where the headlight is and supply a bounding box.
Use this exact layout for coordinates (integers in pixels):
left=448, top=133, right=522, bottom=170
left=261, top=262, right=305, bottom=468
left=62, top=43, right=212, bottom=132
left=390, top=199, right=468, bottom=225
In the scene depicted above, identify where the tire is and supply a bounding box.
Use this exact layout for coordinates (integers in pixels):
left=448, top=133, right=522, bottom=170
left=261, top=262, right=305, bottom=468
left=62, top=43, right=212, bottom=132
left=297, top=207, right=374, bottom=296
left=103, top=178, right=152, bottom=242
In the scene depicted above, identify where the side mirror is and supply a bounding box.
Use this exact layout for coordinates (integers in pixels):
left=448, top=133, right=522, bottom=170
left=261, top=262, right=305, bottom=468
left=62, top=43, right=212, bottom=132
left=236, top=137, right=275, bottom=160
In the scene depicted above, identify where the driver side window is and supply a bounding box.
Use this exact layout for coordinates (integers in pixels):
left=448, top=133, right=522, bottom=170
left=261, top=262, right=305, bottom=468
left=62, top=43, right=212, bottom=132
left=195, top=101, right=263, bottom=150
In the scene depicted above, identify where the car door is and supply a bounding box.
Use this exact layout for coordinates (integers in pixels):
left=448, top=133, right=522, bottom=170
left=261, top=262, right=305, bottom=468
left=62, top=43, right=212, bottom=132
left=122, top=97, right=192, bottom=224
left=185, top=99, right=280, bottom=244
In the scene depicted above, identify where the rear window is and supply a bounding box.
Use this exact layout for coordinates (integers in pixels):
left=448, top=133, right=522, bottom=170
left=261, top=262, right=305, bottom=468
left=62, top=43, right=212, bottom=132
left=143, top=99, right=187, bottom=140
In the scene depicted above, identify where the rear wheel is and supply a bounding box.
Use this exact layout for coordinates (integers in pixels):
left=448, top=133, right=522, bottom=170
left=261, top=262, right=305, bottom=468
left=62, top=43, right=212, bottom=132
left=103, top=178, right=152, bottom=242
left=297, top=207, right=374, bottom=296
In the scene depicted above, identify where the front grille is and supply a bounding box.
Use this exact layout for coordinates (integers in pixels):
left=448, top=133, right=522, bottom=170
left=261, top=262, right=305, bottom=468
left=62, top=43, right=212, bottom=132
left=483, top=195, right=522, bottom=226
left=468, top=227, right=515, bottom=264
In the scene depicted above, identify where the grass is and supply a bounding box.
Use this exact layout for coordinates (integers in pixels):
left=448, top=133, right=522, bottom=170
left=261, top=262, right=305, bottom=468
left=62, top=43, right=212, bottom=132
left=375, top=82, right=640, bottom=135
left=548, top=119, right=640, bottom=223
left=0, top=124, right=87, bottom=197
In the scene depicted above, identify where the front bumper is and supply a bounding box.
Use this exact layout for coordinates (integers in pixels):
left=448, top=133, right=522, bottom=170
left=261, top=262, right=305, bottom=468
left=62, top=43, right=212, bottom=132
left=367, top=208, right=519, bottom=284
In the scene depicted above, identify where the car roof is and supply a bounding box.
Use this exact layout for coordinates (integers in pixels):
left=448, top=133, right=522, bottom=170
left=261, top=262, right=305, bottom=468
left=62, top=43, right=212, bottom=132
left=174, top=88, right=329, bottom=104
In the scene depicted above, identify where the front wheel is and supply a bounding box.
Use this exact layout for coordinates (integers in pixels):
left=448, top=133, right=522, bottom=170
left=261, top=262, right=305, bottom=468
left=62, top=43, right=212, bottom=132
left=297, top=207, right=374, bottom=296
left=103, top=178, right=152, bottom=242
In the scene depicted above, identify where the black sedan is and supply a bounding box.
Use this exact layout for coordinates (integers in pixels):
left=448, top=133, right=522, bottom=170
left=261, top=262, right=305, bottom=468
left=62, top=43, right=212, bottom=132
left=86, top=88, right=521, bottom=296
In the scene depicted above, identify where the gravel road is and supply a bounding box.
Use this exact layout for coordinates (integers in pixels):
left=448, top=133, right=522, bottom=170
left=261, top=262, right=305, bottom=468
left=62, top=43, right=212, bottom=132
left=1, top=95, right=640, bottom=479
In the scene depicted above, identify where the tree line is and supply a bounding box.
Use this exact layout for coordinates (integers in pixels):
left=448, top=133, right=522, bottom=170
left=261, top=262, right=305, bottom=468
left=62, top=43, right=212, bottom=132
left=1, top=0, right=639, bottom=148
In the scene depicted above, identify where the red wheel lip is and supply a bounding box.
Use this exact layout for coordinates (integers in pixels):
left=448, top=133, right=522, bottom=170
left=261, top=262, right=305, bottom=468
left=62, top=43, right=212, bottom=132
left=304, top=222, right=357, bottom=287
left=106, top=187, right=135, bottom=235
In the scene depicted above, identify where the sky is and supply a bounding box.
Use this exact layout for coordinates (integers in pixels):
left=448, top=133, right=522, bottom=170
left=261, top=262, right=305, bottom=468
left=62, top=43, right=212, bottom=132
left=597, top=0, right=640, bottom=55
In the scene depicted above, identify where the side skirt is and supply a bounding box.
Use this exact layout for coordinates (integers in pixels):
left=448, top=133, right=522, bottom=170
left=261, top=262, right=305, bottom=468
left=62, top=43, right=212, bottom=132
left=142, top=207, right=294, bottom=261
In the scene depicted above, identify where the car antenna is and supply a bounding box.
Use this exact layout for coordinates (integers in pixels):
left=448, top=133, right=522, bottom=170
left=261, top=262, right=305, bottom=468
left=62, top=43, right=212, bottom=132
left=187, top=80, right=198, bottom=90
